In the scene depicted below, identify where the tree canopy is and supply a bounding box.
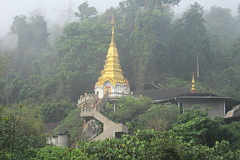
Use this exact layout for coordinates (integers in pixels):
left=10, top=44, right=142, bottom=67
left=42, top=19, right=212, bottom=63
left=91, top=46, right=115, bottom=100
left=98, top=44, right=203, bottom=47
left=1, top=0, right=240, bottom=159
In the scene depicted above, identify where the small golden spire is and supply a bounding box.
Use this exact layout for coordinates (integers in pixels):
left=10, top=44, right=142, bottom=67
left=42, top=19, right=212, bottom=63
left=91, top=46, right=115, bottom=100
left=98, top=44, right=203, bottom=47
left=110, top=15, right=116, bottom=45
left=111, top=14, right=116, bottom=26
left=191, top=74, right=196, bottom=92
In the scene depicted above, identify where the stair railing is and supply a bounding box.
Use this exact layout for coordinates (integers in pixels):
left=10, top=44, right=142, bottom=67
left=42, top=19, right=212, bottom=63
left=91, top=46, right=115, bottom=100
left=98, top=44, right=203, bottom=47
left=96, top=94, right=108, bottom=112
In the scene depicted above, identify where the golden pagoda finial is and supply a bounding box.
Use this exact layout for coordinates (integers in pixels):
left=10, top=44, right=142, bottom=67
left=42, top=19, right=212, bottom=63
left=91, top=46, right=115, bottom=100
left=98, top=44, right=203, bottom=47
left=111, top=14, right=116, bottom=26
left=191, top=73, right=196, bottom=92
left=110, top=15, right=116, bottom=45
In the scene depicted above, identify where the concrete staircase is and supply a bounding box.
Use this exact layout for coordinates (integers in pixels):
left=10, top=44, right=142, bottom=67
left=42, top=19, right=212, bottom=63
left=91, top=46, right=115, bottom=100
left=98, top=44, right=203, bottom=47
left=77, top=94, right=128, bottom=141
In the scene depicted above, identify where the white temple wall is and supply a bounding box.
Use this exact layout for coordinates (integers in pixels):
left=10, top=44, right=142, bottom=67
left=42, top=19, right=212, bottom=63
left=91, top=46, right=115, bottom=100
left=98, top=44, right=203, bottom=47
left=56, top=134, right=70, bottom=147
left=95, top=86, right=104, bottom=98
left=95, top=83, right=130, bottom=99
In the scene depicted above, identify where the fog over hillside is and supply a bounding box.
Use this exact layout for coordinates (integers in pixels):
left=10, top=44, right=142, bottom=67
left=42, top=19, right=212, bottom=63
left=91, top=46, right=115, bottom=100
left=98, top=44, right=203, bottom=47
left=0, top=0, right=239, bottom=38
left=175, top=0, right=239, bottom=14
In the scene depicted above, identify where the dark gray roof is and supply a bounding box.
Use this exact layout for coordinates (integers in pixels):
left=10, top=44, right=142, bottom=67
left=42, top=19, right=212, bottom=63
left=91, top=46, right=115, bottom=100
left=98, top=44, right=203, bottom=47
left=134, top=88, right=240, bottom=112
left=154, top=92, right=240, bottom=103
left=134, top=88, right=188, bottom=100
left=44, top=122, right=60, bottom=134
left=153, top=91, right=240, bottom=113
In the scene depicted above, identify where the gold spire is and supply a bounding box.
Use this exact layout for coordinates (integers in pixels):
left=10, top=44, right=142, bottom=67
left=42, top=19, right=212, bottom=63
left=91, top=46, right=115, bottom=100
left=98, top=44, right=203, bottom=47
left=95, top=15, right=126, bottom=87
left=191, top=74, right=196, bottom=92
left=110, top=15, right=115, bottom=45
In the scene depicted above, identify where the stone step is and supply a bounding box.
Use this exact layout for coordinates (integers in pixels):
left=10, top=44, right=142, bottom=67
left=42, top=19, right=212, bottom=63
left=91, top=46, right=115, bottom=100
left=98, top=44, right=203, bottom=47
left=92, top=123, right=128, bottom=141
left=81, top=109, right=115, bottom=131
left=79, top=93, right=128, bottom=140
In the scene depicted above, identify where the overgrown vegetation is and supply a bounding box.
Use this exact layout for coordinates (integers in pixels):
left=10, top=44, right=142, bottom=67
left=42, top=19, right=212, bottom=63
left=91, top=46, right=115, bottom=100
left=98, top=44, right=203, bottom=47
left=1, top=0, right=240, bottom=159
left=2, top=96, right=240, bottom=159
left=54, top=107, right=83, bottom=143
left=104, top=96, right=179, bottom=133
left=0, top=106, right=46, bottom=159
left=26, top=108, right=240, bottom=159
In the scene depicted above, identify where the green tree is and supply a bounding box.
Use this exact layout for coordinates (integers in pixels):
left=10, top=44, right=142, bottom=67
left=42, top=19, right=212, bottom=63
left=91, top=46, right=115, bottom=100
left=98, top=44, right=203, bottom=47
left=55, top=20, right=109, bottom=100
left=29, top=15, right=49, bottom=53
left=119, top=0, right=180, bottom=12
left=4, top=72, right=32, bottom=104
left=15, top=105, right=44, bottom=136
left=214, top=37, right=240, bottom=99
left=205, top=7, right=239, bottom=56
left=130, top=10, right=173, bottom=89
left=11, top=15, right=48, bottom=55
left=54, top=107, right=83, bottom=143
left=116, top=0, right=180, bottom=89
left=0, top=106, right=45, bottom=160
left=78, top=129, right=240, bottom=160
left=10, top=15, right=29, bottom=54
left=33, top=146, right=90, bottom=160
left=104, top=96, right=152, bottom=125
left=204, top=6, right=239, bottom=80
left=74, top=2, right=98, bottom=21
left=104, top=96, right=180, bottom=133
left=171, top=107, right=240, bottom=147
left=169, top=2, right=211, bottom=80
left=137, top=103, right=179, bottom=131
left=41, top=99, right=74, bottom=122
left=10, top=14, right=49, bottom=82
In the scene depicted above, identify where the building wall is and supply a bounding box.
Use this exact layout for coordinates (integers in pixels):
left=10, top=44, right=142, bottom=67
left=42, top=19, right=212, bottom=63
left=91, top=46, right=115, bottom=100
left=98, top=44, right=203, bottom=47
left=56, top=134, right=70, bottom=147
left=95, top=83, right=130, bottom=98
left=181, top=99, right=225, bottom=118
left=46, top=134, right=70, bottom=147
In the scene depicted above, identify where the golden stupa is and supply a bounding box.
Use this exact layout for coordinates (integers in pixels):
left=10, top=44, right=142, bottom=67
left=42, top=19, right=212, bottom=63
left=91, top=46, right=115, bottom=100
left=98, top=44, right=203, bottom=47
left=95, top=16, right=127, bottom=87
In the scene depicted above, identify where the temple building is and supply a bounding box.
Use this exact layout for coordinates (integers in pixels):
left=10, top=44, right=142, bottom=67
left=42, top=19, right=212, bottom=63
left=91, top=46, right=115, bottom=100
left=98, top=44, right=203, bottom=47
left=78, top=16, right=129, bottom=141
left=77, top=17, right=240, bottom=141
left=151, top=75, right=240, bottom=118
left=94, top=16, right=130, bottom=99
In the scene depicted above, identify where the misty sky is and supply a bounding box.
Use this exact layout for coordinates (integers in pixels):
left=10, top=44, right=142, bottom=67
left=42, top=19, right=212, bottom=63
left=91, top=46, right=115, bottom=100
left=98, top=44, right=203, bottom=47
left=0, top=0, right=239, bottom=38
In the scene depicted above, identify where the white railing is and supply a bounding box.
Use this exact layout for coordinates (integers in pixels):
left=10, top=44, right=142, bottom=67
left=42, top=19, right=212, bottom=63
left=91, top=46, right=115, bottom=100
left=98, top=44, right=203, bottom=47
left=107, top=92, right=129, bottom=99
left=79, top=92, right=130, bottom=113
left=96, top=94, right=108, bottom=112
left=77, top=94, right=96, bottom=107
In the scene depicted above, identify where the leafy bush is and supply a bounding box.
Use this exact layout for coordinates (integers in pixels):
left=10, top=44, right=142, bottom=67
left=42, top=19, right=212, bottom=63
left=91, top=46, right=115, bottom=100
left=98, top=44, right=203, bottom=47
left=105, top=96, right=153, bottom=124
left=41, top=99, right=74, bottom=122
left=136, top=103, right=180, bottom=131
left=54, top=107, right=83, bottom=143
left=0, top=106, right=46, bottom=160
left=78, top=129, right=240, bottom=160
left=171, top=107, right=240, bottom=147
left=33, top=146, right=91, bottom=160
left=104, top=96, right=180, bottom=133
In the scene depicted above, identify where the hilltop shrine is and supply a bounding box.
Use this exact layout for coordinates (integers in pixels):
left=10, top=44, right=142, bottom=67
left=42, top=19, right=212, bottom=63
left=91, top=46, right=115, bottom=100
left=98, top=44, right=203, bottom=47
left=77, top=16, right=129, bottom=141
left=94, top=16, right=130, bottom=99
left=76, top=17, right=240, bottom=141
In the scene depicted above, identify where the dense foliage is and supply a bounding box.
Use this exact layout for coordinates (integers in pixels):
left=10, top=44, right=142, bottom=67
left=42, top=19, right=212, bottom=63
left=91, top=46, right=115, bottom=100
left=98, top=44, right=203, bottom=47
left=104, top=96, right=179, bottom=133
left=1, top=0, right=240, bottom=159
left=32, top=108, right=240, bottom=160
left=2, top=97, right=240, bottom=159
left=0, top=106, right=46, bottom=159
left=54, top=107, right=83, bottom=143
left=1, top=0, right=240, bottom=105
left=33, top=146, right=90, bottom=160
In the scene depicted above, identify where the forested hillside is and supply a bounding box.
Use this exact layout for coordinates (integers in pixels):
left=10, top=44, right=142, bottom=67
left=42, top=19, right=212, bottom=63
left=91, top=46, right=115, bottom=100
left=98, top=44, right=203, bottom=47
left=1, top=0, right=240, bottom=159
left=1, top=1, right=240, bottom=104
